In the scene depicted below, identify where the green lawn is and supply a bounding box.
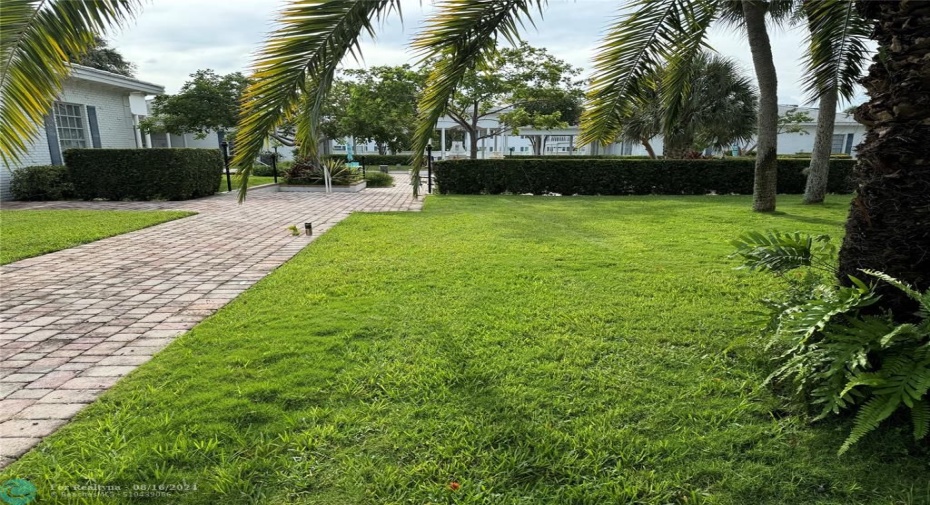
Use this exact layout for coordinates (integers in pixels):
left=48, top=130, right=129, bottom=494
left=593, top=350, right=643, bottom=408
left=218, top=174, right=275, bottom=192
left=0, top=210, right=194, bottom=265
left=4, top=195, right=928, bottom=504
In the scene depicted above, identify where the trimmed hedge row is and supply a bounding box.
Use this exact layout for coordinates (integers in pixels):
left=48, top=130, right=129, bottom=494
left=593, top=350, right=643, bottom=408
left=325, top=154, right=410, bottom=165
left=65, top=149, right=222, bottom=200
left=433, top=158, right=857, bottom=195
left=10, top=165, right=74, bottom=200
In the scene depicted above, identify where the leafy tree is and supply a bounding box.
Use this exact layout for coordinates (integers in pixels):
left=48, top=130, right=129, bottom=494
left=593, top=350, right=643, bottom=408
left=141, top=69, right=249, bottom=138
left=499, top=86, right=583, bottom=155
left=428, top=42, right=582, bottom=159
left=342, top=65, right=424, bottom=154
left=65, top=36, right=136, bottom=77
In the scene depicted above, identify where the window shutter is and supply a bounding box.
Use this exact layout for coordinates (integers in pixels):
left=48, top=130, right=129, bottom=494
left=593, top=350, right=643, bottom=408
left=845, top=133, right=854, bottom=155
left=44, top=114, right=62, bottom=165
left=86, top=106, right=102, bottom=148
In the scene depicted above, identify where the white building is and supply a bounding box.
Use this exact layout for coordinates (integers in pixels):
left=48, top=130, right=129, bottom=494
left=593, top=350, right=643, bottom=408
left=1, top=64, right=166, bottom=200
left=330, top=104, right=865, bottom=160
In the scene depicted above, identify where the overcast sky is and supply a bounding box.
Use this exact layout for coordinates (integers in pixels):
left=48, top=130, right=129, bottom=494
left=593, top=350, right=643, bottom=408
left=110, top=0, right=870, bottom=107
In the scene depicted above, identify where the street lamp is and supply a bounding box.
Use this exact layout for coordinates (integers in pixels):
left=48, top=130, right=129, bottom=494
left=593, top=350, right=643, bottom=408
left=221, top=141, right=232, bottom=192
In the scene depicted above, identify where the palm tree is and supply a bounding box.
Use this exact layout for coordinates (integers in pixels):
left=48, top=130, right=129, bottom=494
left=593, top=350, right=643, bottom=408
left=666, top=52, right=757, bottom=158
left=616, top=52, right=757, bottom=159
left=836, top=0, right=930, bottom=313
left=800, top=0, right=870, bottom=204
left=0, top=0, right=142, bottom=167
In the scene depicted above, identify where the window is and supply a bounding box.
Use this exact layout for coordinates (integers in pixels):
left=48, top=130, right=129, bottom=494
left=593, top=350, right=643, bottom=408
left=54, top=102, right=87, bottom=150
left=831, top=134, right=845, bottom=154
left=333, top=145, right=346, bottom=151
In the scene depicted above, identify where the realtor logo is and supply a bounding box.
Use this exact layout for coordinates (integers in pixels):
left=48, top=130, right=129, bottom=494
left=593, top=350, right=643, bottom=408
left=0, top=479, right=36, bottom=505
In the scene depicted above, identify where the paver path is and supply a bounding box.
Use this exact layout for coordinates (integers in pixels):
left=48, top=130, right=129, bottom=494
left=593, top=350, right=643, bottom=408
left=0, top=176, right=423, bottom=468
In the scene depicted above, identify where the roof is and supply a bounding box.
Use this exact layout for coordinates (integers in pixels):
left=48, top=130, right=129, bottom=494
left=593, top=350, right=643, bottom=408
left=778, top=104, right=859, bottom=125
left=68, top=64, right=165, bottom=95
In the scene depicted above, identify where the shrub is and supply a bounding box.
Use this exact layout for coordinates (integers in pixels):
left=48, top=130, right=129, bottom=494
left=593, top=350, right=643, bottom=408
left=434, top=158, right=856, bottom=195
left=252, top=161, right=291, bottom=177
left=503, top=154, right=654, bottom=160
left=364, top=171, right=394, bottom=188
left=731, top=231, right=930, bottom=454
left=326, top=154, right=410, bottom=166
left=65, top=149, right=222, bottom=200
left=284, top=159, right=362, bottom=185
left=10, top=165, right=74, bottom=200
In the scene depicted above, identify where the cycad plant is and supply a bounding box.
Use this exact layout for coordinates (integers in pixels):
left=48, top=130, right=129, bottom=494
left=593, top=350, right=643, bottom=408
left=732, top=231, right=930, bottom=453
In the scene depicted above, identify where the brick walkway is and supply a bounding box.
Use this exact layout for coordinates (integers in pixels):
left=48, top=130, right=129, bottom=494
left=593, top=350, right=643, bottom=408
left=0, top=176, right=423, bottom=468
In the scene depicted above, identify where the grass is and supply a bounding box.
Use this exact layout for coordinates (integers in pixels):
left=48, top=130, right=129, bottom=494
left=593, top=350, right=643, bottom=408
left=219, top=175, right=275, bottom=192
left=0, top=210, right=193, bottom=265
left=4, top=195, right=929, bottom=504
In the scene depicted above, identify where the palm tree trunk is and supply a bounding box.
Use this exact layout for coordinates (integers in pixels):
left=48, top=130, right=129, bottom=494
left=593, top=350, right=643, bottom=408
left=803, top=86, right=838, bottom=204
left=641, top=139, right=656, bottom=159
left=837, top=0, right=930, bottom=314
left=662, top=133, right=693, bottom=159
left=743, top=0, right=779, bottom=212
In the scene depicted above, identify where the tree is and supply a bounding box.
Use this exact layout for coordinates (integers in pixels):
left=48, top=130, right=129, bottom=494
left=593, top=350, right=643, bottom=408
left=664, top=52, right=758, bottom=158
left=342, top=65, right=424, bottom=154
left=65, top=36, right=135, bottom=77
left=428, top=42, right=582, bottom=159
left=835, top=0, right=930, bottom=314
left=499, top=87, right=583, bottom=155
left=800, top=1, right=870, bottom=205
left=741, top=0, right=780, bottom=212
left=141, top=70, right=249, bottom=139
left=613, top=52, right=757, bottom=159
left=0, top=0, right=141, bottom=167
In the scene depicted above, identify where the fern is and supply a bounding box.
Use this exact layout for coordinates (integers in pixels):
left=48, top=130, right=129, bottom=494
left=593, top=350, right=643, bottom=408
left=730, top=231, right=835, bottom=274
left=734, top=232, right=930, bottom=454
left=912, top=399, right=930, bottom=440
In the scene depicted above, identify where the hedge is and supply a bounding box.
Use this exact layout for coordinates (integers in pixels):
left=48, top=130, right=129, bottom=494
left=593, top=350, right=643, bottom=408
left=325, top=154, right=410, bottom=166
left=10, top=165, right=74, bottom=200
left=433, top=158, right=857, bottom=195
left=65, top=148, right=223, bottom=200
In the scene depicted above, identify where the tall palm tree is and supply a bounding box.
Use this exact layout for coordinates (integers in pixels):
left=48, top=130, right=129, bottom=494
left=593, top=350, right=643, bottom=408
left=0, top=0, right=142, bottom=167
left=836, top=0, right=930, bottom=313
left=800, top=0, right=870, bottom=204
left=580, top=0, right=792, bottom=211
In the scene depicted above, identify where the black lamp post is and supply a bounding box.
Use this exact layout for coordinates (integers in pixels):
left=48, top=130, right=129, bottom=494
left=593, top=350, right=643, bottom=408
left=426, top=143, right=433, bottom=194
left=272, top=145, right=279, bottom=184
left=221, top=141, right=232, bottom=192
left=304, top=222, right=313, bottom=236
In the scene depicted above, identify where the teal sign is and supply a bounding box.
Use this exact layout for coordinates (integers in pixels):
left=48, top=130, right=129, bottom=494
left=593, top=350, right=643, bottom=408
left=0, top=479, right=36, bottom=505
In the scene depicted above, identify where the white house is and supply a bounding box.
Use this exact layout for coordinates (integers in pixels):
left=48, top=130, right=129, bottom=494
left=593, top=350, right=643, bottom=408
left=0, top=64, right=165, bottom=200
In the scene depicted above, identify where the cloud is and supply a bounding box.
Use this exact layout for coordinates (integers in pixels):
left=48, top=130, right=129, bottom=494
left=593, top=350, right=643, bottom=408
left=111, top=0, right=871, bottom=107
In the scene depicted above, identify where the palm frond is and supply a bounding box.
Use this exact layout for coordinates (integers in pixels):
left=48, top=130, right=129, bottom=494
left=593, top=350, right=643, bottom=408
left=578, top=0, right=719, bottom=147
left=730, top=230, right=836, bottom=274
left=801, top=0, right=871, bottom=102
left=408, top=0, right=545, bottom=196
left=233, top=0, right=400, bottom=201
left=0, top=0, right=142, bottom=167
